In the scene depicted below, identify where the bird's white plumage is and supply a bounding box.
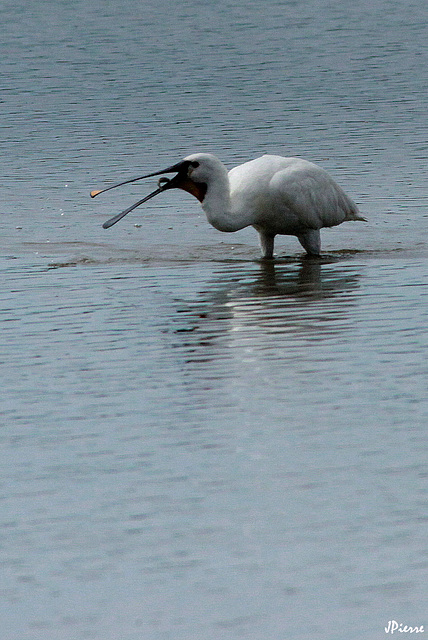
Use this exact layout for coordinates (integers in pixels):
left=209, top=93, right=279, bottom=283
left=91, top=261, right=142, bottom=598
left=182, top=153, right=364, bottom=257
left=95, top=151, right=365, bottom=257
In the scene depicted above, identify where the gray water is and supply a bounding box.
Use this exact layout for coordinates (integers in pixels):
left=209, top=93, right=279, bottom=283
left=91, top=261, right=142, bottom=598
left=1, top=1, right=427, bottom=639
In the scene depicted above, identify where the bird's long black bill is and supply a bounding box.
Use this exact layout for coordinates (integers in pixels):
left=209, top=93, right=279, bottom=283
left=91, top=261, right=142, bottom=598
left=102, top=187, right=164, bottom=229
left=91, top=161, right=184, bottom=198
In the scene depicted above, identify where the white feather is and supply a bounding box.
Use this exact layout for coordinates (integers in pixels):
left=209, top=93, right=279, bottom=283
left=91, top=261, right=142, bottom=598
left=184, top=153, right=365, bottom=257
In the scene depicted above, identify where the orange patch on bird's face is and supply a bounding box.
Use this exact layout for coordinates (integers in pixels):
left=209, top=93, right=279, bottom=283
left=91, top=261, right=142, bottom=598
left=178, top=177, right=207, bottom=202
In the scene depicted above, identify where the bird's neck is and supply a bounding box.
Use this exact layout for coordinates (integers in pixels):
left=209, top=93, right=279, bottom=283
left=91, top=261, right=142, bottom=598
left=201, top=172, right=250, bottom=233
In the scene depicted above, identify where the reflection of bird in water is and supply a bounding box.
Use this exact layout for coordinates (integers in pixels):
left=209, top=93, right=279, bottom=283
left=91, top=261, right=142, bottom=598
left=253, top=259, right=325, bottom=299
left=173, top=260, right=362, bottom=353
left=91, top=153, right=366, bottom=258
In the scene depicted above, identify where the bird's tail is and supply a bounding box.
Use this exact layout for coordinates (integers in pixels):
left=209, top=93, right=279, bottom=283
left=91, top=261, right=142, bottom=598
left=345, top=204, right=367, bottom=222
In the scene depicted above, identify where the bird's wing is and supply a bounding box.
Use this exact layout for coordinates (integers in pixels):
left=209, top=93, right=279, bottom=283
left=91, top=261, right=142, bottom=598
left=269, top=162, right=360, bottom=229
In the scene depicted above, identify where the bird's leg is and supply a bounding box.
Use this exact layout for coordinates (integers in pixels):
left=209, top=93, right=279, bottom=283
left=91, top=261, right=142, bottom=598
left=297, top=229, right=321, bottom=256
left=258, top=230, right=275, bottom=259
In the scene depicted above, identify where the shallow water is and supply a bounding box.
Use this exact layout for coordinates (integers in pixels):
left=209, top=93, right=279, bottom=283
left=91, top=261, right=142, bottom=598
left=1, top=0, right=428, bottom=639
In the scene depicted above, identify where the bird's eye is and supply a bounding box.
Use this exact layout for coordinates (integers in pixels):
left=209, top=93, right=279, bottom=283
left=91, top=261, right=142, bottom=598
left=190, top=161, right=200, bottom=168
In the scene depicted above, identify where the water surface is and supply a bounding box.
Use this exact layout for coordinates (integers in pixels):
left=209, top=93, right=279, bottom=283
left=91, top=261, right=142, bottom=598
left=1, top=1, right=427, bottom=639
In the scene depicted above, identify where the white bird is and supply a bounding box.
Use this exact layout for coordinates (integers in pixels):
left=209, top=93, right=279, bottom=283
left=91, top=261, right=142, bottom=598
left=91, top=153, right=366, bottom=258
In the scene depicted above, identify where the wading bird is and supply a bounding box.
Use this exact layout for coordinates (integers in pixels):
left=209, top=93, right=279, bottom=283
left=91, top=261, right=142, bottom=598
left=90, top=153, right=365, bottom=258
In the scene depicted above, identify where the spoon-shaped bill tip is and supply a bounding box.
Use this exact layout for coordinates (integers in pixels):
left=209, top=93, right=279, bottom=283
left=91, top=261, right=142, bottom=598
left=90, top=189, right=103, bottom=198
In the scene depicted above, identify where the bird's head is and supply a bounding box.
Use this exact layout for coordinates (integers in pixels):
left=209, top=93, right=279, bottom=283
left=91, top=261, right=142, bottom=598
left=90, top=153, right=224, bottom=229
